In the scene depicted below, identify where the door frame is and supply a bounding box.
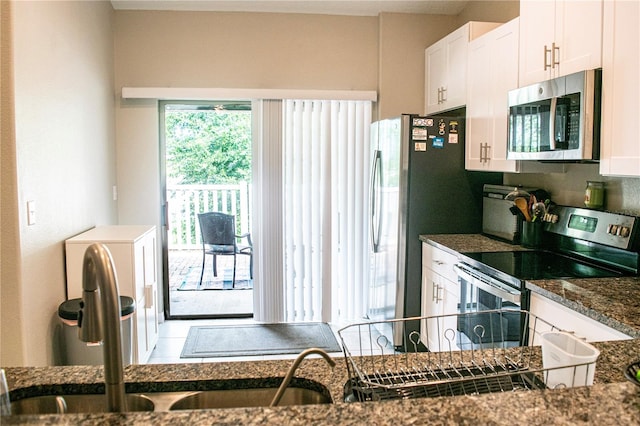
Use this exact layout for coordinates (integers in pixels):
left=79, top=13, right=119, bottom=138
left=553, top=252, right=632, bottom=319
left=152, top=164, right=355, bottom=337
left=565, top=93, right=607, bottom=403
left=158, top=99, right=254, bottom=320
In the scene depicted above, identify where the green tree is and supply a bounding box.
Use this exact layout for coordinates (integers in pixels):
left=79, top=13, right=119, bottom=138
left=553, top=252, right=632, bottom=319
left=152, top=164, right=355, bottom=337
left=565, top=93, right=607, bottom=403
left=165, top=109, right=252, bottom=184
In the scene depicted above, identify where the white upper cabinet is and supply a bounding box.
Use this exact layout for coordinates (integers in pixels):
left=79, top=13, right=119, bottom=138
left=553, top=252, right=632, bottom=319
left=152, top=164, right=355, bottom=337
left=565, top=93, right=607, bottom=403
left=519, top=0, right=603, bottom=86
left=465, top=18, right=565, bottom=174
left=600, top=0, right=640, bottom=177
left=425, top=21, right=500, bottom=114
left=466, top=18, right=520, bottom=172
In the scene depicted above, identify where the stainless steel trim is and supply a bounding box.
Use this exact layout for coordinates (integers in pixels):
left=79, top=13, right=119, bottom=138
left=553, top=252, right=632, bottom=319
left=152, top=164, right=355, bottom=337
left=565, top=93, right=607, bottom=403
left=549, top=96, right=557, bottom=150
left=545, top=205, right=638, bottom=250
left=393, top=115, right=412, bottom=348
left=454, top=264, right=521, bottom=304
left=370, top=150, right=382, bottom=253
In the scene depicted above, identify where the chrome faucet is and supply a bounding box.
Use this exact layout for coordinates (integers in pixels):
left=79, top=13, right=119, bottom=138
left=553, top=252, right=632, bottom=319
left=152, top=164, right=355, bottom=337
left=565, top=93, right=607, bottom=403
left=78, top=243, right=127, bottom=412
left=269, top=348, right=336, bottom=407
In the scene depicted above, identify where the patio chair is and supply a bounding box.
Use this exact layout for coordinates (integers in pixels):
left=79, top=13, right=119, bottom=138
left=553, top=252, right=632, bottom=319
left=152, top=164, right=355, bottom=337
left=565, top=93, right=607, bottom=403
left=197, top=212, right=253, bottom=289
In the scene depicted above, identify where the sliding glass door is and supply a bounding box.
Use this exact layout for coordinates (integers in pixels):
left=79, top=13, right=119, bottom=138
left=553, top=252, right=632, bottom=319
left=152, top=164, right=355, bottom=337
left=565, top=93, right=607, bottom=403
left=159, top=101, right=254, bottom=319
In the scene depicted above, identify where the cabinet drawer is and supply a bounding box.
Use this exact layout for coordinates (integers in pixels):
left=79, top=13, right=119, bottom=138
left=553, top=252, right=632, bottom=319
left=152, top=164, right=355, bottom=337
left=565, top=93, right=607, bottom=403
left=422, top=242, right=459, bottom=282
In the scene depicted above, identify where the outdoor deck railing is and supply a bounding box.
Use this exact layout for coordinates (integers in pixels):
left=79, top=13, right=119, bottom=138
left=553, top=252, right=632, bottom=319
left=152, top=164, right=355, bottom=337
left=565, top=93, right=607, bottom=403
left=167, top=183, right=251, bottom=249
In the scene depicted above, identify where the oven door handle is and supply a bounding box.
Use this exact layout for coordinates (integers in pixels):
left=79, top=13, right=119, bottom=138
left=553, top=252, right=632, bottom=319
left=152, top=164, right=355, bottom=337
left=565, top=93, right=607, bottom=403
left=454, top=264, right=521, bottom=304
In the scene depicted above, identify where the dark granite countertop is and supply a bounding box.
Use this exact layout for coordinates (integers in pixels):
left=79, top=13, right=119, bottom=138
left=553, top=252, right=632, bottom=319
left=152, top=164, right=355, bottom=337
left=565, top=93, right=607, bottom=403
left=420, top=233, right=529, bottom=254
left=3, top=338, right=640, bottom=424
left=3, top=233, right=639, bottom=424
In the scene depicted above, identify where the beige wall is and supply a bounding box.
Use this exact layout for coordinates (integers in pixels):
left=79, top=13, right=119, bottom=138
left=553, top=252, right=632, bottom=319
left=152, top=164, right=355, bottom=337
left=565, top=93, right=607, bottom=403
left=114, top=11, right=379, bottom=90
left=455, top=0, right=520, bottom=26
left=377, top=12, right=457, bottom=119
left=1, top=0, right=116, bottom=366
left=1, top=0, right=24, bottom=366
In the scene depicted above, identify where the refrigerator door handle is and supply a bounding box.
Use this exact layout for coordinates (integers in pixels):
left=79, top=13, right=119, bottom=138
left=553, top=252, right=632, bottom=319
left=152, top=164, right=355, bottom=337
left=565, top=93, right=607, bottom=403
left=370, top=149, right=382, bottom=253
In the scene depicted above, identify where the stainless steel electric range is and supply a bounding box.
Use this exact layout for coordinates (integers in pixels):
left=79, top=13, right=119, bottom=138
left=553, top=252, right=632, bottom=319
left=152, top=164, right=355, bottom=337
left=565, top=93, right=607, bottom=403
left=453, top=205, right=640, bottom=347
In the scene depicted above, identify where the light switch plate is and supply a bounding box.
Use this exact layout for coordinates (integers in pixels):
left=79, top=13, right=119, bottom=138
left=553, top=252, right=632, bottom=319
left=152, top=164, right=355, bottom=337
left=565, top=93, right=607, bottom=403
left=27, top=200, right=36, bottom=225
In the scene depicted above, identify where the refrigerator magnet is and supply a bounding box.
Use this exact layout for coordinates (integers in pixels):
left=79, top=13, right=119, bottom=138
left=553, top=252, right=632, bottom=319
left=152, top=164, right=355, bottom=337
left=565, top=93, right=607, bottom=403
left=448, top=134, right=459, bottom=144
left=432, top=137, right=444, bottom=148
left=414, top=142, right=427, bottom=152
left=412, top=128, right=427, bottom=140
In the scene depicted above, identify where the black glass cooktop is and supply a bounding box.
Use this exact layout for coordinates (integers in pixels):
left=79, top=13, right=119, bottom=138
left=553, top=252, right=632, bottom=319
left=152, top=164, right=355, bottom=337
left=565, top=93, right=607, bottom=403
left=461, top=251, right=623, bottom=281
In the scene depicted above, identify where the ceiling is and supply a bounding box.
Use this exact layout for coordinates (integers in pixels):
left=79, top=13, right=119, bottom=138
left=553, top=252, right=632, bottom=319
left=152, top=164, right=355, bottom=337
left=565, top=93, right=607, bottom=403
left=110, top=0, right=470, bottom=17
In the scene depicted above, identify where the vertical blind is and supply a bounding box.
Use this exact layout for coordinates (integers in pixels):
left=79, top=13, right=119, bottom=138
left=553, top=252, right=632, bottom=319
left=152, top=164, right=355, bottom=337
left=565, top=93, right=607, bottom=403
left=282, top=99, right=371, bottom=323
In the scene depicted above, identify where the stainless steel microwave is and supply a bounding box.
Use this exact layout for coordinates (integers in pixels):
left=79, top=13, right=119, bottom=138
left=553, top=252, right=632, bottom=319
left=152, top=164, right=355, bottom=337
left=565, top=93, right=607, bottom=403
left=507, top=69, right=601, bottom=161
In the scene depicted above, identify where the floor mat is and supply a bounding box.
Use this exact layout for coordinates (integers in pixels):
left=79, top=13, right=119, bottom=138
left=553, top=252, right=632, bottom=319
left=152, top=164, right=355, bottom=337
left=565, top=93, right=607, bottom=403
left=177, top=266, right=252, bottom=291
left=180, top=322, right=342, bottom=358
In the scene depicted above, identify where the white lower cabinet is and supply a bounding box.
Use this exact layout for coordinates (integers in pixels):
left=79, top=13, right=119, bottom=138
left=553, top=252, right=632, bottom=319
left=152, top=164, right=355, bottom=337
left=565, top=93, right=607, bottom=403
left=528, top=292, right=631, bottom=345
left=421, top=243, right=460, bottom=352
left=65, top=225, right=159, bottom=364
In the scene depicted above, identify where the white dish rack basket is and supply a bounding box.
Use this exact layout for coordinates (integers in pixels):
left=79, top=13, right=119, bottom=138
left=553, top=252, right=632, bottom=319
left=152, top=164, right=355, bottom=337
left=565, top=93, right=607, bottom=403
left=337, top=309, right=600, bottom=402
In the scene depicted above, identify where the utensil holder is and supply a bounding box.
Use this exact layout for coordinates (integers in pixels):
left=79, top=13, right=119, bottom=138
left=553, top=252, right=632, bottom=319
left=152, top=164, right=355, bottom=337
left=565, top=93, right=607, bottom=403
left=521, top=221, right=544, bottom=248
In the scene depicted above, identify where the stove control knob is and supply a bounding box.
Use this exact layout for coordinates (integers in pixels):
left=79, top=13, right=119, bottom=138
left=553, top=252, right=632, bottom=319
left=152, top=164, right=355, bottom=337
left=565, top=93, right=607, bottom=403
left=619, top=226, right=630, bottom=238
left=608, top=224, right=618, bottom=235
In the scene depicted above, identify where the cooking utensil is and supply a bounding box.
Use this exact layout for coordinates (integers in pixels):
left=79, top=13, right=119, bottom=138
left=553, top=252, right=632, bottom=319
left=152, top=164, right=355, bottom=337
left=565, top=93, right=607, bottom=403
left=505, top=187, right=531, bottom=201
left=532, top=202, right=547, bottom=221
left=515, top=197, right=532, bottom=222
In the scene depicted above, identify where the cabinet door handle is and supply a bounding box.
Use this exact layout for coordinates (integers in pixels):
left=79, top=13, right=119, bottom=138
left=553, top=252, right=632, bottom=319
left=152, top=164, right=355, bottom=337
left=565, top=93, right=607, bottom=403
left=437, top=87, right=442, bottom=104
left=480, top=143, right=490, bottom=163
left=432, top=281, right=438, bottom=302
left=544, top=44, right=552, bottom=70
left=551, top=42, right=560, bottom=69
left=441, top=86, right=447, bottom=103
left=144, top=285, right=154, bottom=308
left=436, top=285, right=443, bottom=303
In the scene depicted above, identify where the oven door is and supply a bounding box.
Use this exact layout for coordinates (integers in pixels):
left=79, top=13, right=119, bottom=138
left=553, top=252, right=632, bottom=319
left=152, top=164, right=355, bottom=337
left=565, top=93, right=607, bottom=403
left=453, top=263, right=524, bottom=349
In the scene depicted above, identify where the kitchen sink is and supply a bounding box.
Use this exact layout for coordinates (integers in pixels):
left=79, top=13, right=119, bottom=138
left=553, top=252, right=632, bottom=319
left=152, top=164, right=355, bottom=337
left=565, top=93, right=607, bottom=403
left=169, top=387, right=332, bottom=410
left=10, top=393, right=155, bottom=415
left=9, top=380, right=332, bottom=415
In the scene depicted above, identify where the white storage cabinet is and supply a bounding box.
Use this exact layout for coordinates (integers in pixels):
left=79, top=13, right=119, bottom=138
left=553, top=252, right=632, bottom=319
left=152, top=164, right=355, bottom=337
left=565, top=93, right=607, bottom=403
left=65, top=225, right=159, bottom=364
left=420, top=243, right=460, bottom=352
left=519, top=0, right=603, bottom=86
left=465, top=18, right=520, bottom=172
left=465, top=19, right=565, bottom=175
left=425, top=21, right=500, bottom=115
left=599, top=0, right=640, bottom=177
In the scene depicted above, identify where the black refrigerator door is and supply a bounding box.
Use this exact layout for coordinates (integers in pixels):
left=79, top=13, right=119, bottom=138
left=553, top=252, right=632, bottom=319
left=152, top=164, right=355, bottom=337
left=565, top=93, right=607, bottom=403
left=396, top=113, right=502, bottom=351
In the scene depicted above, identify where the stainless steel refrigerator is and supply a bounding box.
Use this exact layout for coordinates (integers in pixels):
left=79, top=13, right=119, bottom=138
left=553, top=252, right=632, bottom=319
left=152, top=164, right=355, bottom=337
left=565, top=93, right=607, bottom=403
left=368, top=112, right=502, bottom=351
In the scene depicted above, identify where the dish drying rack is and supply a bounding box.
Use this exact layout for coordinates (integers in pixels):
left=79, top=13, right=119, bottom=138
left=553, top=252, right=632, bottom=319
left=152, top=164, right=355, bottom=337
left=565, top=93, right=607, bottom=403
left=337, top=309, right=598, bottom=402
